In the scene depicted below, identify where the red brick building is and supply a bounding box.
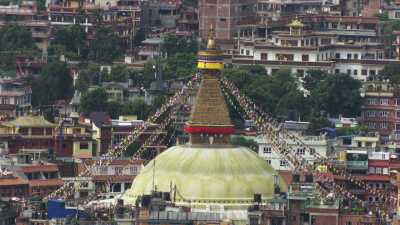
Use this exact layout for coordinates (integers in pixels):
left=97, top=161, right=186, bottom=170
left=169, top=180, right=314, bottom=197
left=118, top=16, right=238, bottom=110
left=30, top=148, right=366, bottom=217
left=199, top=0, right=257, bottom=41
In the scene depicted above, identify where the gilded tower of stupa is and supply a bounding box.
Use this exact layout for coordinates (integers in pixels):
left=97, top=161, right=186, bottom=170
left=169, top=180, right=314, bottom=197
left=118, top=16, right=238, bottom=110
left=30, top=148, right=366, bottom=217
left=123, top=29, right=287, bottom=212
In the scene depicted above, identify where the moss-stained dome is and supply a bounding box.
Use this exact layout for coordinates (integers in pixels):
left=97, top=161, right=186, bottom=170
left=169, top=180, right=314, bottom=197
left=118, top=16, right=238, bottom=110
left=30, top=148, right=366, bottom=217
left=123, top=145, right=287, bottom=206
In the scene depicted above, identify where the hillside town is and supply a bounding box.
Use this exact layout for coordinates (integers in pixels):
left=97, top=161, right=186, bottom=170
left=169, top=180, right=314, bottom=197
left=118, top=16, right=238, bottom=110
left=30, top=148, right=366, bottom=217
left=3, top=0, right=400, bottom=225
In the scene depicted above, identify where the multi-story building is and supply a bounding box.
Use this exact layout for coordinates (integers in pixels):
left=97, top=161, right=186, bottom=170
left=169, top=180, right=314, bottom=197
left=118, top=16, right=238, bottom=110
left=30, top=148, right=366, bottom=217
left=361, top=82, right=397, bottom=141
left=0, top=153, right=63, bottom=198
left=88, top=158, right=143, bottom=199
left=256, top=121, right=329, bottom=171
left=53, top=117, right=94, bottom=158
left=0, top=78, right=32, bottom=118
left=0, top=170, right=29, bottom=199
left=256, top=0, right=341, bottom=22
left=48, top=0, right=141, bottom=48
left=234, top=16, right=396, bottom=81
left=0, top=116, right=56, bottom=155
left=199, top=0, right=257, bottom=41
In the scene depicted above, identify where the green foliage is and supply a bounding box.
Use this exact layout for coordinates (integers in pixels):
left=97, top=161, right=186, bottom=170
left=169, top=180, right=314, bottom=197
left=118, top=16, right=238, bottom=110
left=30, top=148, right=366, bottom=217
left=310, top=73, right=362, bottom=117
left=182, top=0, right=197, bottom=7
left=230, top=136, right=258, bottom=152
left=31, top=62, right=73, bottom=106
left=336, top=125, right=368, bottom=136
left=163, top=53, right=197, bottom=79
left=374, top=12, right=389, bottom=21
left=51, top=25, right=87, bottom=59
left=306, top=117, right=331, bottom=135
left=0, top=25, right=36, bottom=51
left=224, top=67, right=361, bottom=133
left=303, top=70, right=328, bottom=92
left=383, top=20, right=400, bottom=57
left=122, top=98, right=150, bottom=120
left=107, top=101, right=123, bottom=119
left=0, top=25, right=37, bottom=69
left=133, top=28, right=146, bottom=46
left=80, top=87, right=109, bottom=115
left=90, top=27, right=122, bottom=62
left=161, top=35, right=198, bottom=56
left=381, top=63, right=400, bottom=84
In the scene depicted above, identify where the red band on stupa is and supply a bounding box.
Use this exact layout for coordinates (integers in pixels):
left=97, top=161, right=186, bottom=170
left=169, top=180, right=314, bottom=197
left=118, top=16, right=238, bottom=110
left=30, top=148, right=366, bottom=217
left=184, top=126, right=235, bottom=135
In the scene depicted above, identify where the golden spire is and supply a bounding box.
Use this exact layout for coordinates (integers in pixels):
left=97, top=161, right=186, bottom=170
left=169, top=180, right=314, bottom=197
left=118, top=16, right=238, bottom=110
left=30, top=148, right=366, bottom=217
left=207, top=25, right=216, bottom=49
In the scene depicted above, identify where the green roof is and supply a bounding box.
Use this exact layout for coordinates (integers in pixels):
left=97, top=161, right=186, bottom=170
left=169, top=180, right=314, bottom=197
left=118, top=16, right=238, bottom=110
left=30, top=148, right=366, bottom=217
left=2, top=116, right=56, bottom=128
left=123, top=145, right=287, bottom=206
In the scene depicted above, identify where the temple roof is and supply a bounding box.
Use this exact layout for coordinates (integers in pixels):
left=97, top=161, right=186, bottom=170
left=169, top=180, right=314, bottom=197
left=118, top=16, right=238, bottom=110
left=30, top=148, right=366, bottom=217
left=2, top=116, right=56, bottom=128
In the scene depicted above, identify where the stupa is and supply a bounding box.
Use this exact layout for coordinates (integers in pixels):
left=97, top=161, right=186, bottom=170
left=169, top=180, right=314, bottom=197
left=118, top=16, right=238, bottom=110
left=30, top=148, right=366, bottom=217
left=122, top=29, right=287, bottom=211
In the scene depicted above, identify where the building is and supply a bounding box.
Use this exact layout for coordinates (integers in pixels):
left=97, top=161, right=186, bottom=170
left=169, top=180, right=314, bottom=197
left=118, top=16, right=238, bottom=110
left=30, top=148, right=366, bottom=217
left=234, top=16, right=395, bottom=81
left=89, top=158, right=143, bottom=199
left=0, top=78, right=32, bottom=118
left=53, top=117, right=94, bottom=158
left=199, top=0, right=257, bottom=41
left=48, top=0, right=141, bottom=48
left=256, top=121, right=329, bottom=171
left=0, top=201, right=18, bottom=225
left=361, top=82, right=397, bottom=141
left=0, top=170, right=29, bottom=199
left=0, top=116, right=56, bottom=155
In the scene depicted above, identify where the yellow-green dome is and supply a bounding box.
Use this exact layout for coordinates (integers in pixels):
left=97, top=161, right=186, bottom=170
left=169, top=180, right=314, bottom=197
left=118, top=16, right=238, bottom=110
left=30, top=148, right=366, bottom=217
left=123, top=145, right=287, bottom=206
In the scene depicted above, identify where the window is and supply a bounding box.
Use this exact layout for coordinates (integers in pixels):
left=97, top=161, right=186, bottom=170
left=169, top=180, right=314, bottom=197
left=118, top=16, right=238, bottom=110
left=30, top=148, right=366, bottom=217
left=362, top=69, right=368, bottom=76
left=263, top=147, right=272, bottom=154
left=115, top=167, right=123, bottom=175
left=347, top=53, right=351, bottom=59
left=383, top=168, right=389, bottom=175
left=396, top=11, right=400, bottom=18
left=335, top=69, right=340, bottom=74
left=280, top=160, right=288, bottom=167
left=335, top=53, right=340, bottom=59
left=376, top=167, right=382, bottom=174
left=380, top=99, right=389, bottom=105
left=297, top=148, right=305, bottom=155
left=353, top=70, right=358, bottom=75
left=266, top=159, right=271, bottom=165
left=370, top=70, right=376, bottom=76
left=369, top=167, right=375, bottom=174
left=240, top=49, right=244, bottom=54
left=310, top=148, right=315, bottom=155
left=302, top=54, right=309, bottom=61
left=354, top=54, right=359, bottom=59
left=261, top=53, right=268, bottom=60
left=80, top=142, right=89, bottom=150
left=130, top=166, right=138, bottom=174
left=246, top=50, right=250, bottom=56
left=347, top=69, right=351, bottom=75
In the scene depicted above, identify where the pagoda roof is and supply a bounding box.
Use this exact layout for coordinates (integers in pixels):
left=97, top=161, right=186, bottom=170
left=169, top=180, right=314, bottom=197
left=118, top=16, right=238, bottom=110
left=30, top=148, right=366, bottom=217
left=2, top=116, right=56, bottom=128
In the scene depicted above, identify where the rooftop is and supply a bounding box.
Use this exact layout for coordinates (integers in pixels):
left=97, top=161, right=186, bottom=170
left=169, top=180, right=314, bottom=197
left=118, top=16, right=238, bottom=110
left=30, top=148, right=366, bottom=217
left=1, top=116, right=56, bottom=128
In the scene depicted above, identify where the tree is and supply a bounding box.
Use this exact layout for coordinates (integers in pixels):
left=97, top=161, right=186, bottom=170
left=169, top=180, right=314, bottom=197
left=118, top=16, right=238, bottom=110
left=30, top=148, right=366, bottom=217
left=51, top=25, right=87, bottom=58
left=0, top=25, right=36, bottom=69
left=122, top=98, right=150, bottom=120
left=306, top=116, right=332, bottom=135
left=310, top=73, right=362, bottom=117
left=31, top=62, right=73, bottom=106
left=161, top=35, right=197, bottom=57
left=381, top=63, right=400, bottom=84
left=80, top=88, right=108, bottom=115
left=106, top=101, right=123, bottom=119
left=382, top=20, right=400, bottom=57
left=0, top=25, right=36, bottom=51
left=303, top=70, right=328, bottom=92
left=230, top=136, right=258, bottom=152
left=133, top=28, right=146, bottom=46
left=90, top=27, right=122, bottom=62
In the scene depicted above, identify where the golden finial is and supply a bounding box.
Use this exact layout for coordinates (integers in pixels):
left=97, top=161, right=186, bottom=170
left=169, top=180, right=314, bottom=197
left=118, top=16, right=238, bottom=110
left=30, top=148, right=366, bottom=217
left=207, top=25, right=216, bottom=49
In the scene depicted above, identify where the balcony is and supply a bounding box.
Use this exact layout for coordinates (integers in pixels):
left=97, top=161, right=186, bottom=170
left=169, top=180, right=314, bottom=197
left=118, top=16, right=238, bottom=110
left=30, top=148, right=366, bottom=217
left=347, top=161, right=368, bottom=171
